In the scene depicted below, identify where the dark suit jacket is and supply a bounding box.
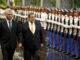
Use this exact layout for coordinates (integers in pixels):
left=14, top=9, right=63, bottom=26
left=0, top=20, right=22, bottom=49
left=22, top=20, right=43, bottom=52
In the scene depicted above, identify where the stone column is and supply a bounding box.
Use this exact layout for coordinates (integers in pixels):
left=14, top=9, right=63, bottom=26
left=43, top=0, right=51, bottom=7
left=25, top=0, right=31, bottom=6
left=56, top=0, right=72, bottom=9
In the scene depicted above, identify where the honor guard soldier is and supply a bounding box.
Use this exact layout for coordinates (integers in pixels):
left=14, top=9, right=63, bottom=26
left=12, top=7, right=17, bottom=21
left=51, top=9, right=56, bottom=48
left=0, top=7, right=5, bottom=21
left=15, top=8, right=19, bottom=21
left=40, top=7, right=47, bottom=29
left=16, top=8, right=21, bottom=21
left=39, top=7, right=47, bottom=46
left=20, top=8, right=25, bottom=22
left=47, top=8, right=53, bottom=47
left=66, top=10, right=73, bottom=54
left=73, top=11, right=79, bottom=58
left=60, top=9, right=66, bottom=52
left=75, top=11, right=80, bottom=58
left=53, top=8, right=58, bottom=49
left=64, top=10, right=69, bottom=53
left=59, top=9, right=64, bottom=51
left=45, top=8, right=51, bottom=47
left=57, top=9, right=62, bottom=51
left=45, top=8, right=50, bottom=46
left=37, top=7, right=41, bottom=18
left=55, top=8, right=60, bottom=50
left=50, top=8, right=55, bottom=48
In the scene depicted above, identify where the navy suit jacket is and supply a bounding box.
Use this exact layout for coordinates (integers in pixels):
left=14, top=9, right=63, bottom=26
left=0, top=20, right=22, bottom=49
left=22, top=20, right=43, bottom=52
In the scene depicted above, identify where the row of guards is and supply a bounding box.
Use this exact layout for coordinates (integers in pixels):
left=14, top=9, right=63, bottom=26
left=0, top=6, right=80, bottom=59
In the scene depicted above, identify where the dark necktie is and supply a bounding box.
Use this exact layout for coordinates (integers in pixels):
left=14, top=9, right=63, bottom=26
left=9, top=21, right=12, bottom=31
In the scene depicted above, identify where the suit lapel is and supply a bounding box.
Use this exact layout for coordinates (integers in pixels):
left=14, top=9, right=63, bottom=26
left=4, top=20, right=14, bottom=32
left=12, top=20, right=15, bottom=32
left=27, top=22, right=33, bottom=34
left=34, top=21, right=37, bottom=34
left=4, top=20, right=10, bottom=32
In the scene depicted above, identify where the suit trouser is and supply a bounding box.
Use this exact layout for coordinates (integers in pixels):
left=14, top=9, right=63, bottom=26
left=49, top=31, right=53, bottom=47
left=60, top=32, right=63, bottom=51
left=53, top=31, right=56, bottom=48
left=46, top=30, right=49, bottom=46
left=64, top=33, right=67, bottom=52
left=1, top=46, right=15, bottom=60
left=71, top=35, right=75, bottom=56
left=66, top=34, right=71, bottom=54
left=24, top=50, right=40, bottom=60
left=63, top=33, right=66, bottom=52
left=55, top=32, right=57, bottom=49
left=70, top=37, right=74, bottom=55
left=75, top=36, right=79, bottom=58
left=56, top=32, right=59, bottom=50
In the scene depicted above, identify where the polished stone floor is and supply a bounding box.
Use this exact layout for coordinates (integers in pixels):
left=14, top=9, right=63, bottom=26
left=40, top=48, right=80, bottom=60
left=0, top=47, right=80, bottom=60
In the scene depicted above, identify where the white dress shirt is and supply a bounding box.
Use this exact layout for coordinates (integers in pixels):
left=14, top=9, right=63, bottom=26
left=28, top=21, right=36, bottom=34
left=6, top=19, right=12, bottom=28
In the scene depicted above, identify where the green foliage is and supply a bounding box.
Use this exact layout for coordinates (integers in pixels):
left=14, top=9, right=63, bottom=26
left=50, top=0, right=80, bottom=8
left=50, top=0, right=56, bottom=6
left=15, top=0, right=22, bottom=6
left=0, top=0, right=22, bottom=7
left=72, top=0, right=80, bottom=8
left=0, top=0, right=80, bottom=8
left=0, top=0, right=7, bottom=7
left=31, top=0, right=40, bottom=6
left=36, top=0, right=40, bottom=6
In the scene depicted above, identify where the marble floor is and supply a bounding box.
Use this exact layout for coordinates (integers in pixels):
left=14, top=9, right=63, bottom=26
left=0, top=47, right=80, bottom=60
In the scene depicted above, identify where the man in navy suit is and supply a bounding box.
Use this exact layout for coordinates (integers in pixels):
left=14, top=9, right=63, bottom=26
left=21, top=13, right=44, bottom=60
left=0, top=8, right=22, bottom=60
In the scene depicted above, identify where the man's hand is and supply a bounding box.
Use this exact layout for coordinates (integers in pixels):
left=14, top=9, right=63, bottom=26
left=41, top=44, right=44, bottom=48
left=18, top=43, right=22, bottom=48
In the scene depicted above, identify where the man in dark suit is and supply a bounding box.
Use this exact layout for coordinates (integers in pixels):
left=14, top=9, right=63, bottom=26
left=22, top=13, right=44, bottom=60
left=0, top=8, right=22, bottom=60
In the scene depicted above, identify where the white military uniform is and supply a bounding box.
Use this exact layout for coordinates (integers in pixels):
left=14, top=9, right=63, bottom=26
left=41, top=12, right=48, bottom=30
left=73, top=16, right=78, bottom=36
left=65, top=15, right=69, bottom=34
left=0, top=9, right=5, bottom=19
left=69, top=16, right=73, bottom=35
left=78, top=16, right=80, bottom=37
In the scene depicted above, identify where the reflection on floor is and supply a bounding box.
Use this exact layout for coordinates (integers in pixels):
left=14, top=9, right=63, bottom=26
left=0, top=47, right=80, bottom=60
left=40, top=48, right=80, bottom=60
left=0, top=49, right=2, bottom=60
